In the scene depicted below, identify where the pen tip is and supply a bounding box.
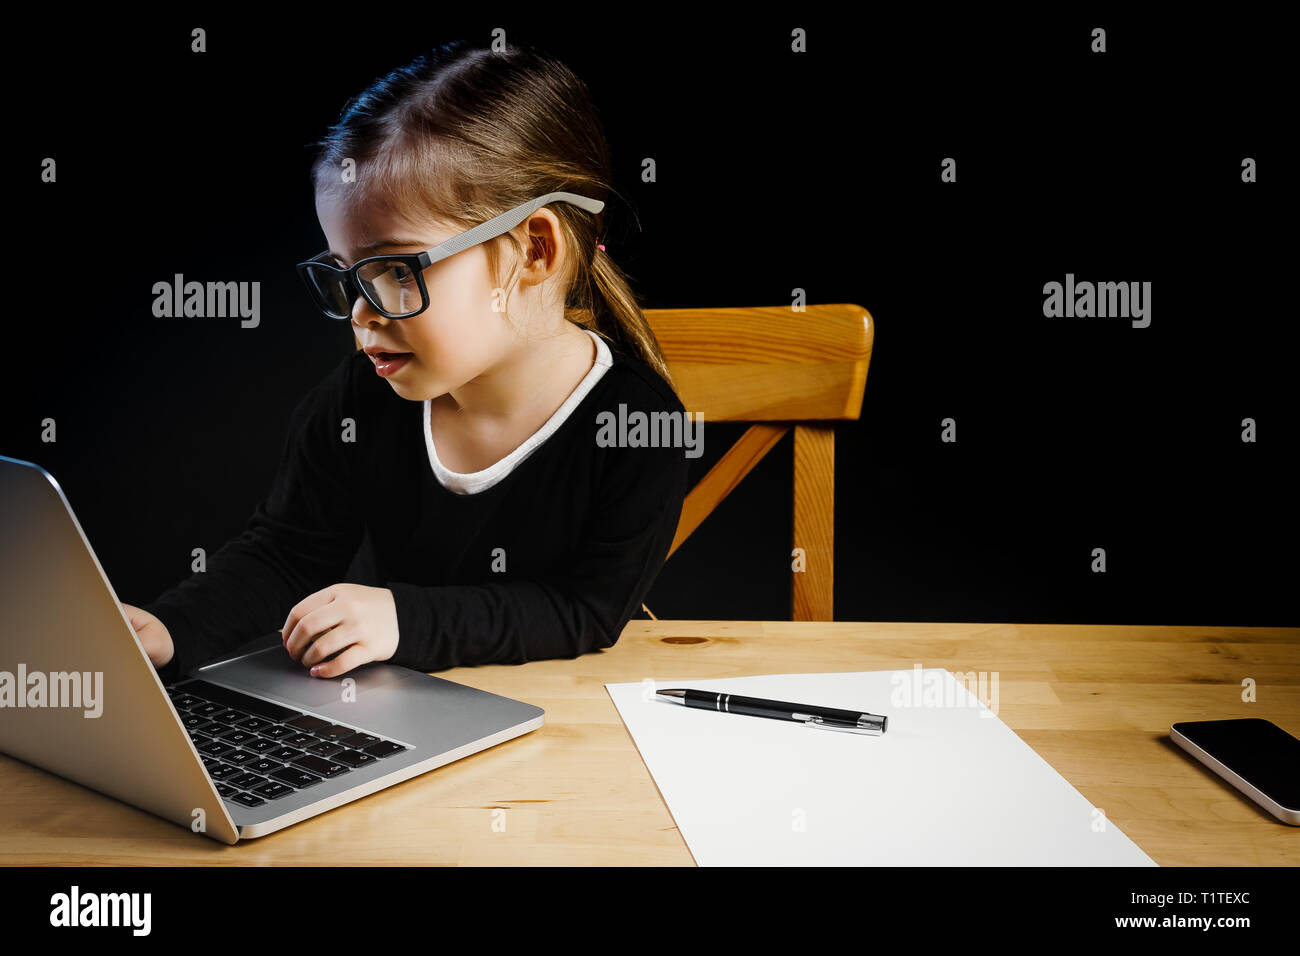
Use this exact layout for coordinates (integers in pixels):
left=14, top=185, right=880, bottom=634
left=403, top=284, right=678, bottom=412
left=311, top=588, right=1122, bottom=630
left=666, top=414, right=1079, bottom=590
left=655, top=689, right=685, bottom=698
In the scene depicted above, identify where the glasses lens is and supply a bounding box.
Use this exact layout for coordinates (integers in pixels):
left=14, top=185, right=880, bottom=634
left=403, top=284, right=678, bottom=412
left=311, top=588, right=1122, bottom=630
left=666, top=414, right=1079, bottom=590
left=357, top=258, right=425, bottom=316
left=302, top=263, right=353, bottom=318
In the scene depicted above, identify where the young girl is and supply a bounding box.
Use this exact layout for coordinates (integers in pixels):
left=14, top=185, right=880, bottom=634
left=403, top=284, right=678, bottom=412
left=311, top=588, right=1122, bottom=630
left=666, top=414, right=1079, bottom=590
left=123, top=40, right=690, bottom=683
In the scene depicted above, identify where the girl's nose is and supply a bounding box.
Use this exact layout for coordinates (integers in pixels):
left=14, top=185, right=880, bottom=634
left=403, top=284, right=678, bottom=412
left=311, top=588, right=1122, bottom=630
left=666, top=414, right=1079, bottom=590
left=352, top=295, right=390, bottom=328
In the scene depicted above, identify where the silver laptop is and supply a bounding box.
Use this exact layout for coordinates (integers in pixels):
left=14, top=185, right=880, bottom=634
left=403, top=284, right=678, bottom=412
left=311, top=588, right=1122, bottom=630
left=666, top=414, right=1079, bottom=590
left=0, top=455, right=545, bottom=844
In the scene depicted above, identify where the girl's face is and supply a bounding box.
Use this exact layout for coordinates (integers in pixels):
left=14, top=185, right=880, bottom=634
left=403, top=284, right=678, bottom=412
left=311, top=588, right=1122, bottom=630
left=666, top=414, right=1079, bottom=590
left=314, top=187, right=521, bottom=402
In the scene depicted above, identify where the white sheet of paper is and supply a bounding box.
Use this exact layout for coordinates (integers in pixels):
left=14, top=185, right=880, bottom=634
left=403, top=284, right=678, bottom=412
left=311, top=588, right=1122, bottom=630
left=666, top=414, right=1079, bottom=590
left=606, top=669, right=1157, bottom=866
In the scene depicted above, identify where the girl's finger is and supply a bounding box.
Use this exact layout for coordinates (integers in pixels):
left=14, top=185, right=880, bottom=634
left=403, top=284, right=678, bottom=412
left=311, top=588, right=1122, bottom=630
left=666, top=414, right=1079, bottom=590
left=310, top=642, right=372, bottom=679
left=284, top=603, right=343, bottom=660
left=281, top=586, right=338, bottom=646
left=300, top=623, right=352, bottom=669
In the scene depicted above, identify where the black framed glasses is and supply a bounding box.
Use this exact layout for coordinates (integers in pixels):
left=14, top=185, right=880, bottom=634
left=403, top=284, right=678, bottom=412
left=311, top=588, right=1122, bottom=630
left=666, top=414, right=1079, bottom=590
left=296, top=190, right=605, bottom=320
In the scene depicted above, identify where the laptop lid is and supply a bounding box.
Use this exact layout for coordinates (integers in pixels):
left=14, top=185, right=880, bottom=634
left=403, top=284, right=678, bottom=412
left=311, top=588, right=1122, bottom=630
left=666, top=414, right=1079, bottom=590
left=0, top=455, right=239, bottom=844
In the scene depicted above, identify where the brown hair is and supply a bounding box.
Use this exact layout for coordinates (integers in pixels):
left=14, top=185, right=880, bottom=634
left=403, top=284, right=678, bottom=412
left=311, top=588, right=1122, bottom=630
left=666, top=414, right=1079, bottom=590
left=307, top=39, right=675, bottom=389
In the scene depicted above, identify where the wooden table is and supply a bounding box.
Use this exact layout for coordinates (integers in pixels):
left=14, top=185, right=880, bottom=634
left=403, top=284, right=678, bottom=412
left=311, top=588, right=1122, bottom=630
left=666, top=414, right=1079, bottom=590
left=2, top=621, right=1297, bottom=864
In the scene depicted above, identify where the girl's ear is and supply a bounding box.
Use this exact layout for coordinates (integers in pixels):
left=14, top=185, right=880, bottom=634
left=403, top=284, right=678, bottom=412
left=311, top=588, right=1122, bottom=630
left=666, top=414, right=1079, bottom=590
left=522, top=210, right=563, bottom=270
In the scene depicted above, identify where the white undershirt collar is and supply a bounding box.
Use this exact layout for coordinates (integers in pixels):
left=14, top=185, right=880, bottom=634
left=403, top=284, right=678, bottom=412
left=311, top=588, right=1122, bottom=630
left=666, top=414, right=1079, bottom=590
left=423, top=327, right=612, bottom=495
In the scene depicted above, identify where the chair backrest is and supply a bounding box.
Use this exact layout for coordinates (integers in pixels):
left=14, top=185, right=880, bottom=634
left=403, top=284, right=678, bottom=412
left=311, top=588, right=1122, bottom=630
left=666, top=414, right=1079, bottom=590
left=644, top=304, right=873, bottom=620
left=645, top=303, right=872, bottom=421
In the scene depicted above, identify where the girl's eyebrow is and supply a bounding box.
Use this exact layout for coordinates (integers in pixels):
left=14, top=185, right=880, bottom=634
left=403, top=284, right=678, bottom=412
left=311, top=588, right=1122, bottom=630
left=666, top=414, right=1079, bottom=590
left=337, top=238, right=431, bottom=259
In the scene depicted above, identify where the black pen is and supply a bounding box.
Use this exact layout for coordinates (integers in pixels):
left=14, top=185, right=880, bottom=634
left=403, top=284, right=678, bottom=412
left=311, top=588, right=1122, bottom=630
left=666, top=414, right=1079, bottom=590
left=655, top=688, right=888, bottom=735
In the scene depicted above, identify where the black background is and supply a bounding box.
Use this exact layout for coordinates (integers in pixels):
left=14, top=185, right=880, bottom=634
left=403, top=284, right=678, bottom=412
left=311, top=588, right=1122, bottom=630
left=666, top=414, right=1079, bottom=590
left=6, top=10, right=1294, bottom=628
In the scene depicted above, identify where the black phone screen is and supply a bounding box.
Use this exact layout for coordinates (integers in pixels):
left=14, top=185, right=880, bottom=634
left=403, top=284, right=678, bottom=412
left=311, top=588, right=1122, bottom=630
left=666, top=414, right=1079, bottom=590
left=1174, top=718, right=1300, bottom=810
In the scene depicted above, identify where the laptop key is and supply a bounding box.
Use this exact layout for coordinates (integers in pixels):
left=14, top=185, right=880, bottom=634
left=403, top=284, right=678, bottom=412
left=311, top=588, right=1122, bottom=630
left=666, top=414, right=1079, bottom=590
left=246, top=758, right=283, bottom=775
left=236, top=716, right=272, bottom=732
left=252, top=781, right=294, bottom=800
left=246, top=738, right=280, bottom=754
left=229, top=772, right=268, bottom=789
left=223, top=750, right=259, bottom=766
left=180, top=714, right=209, bottom=729
left=270, top=767, right=324, bottom=789
left=230, top=791, right=266, bottom=807
left=290, top=754, right=349, bottom=778
left=332, top=749, right=378, bottom=768
left=192, top=721, right=227, bottom=735
left=210, top=709, right=250, bottom=725
left=208, top=762, right=242, bottom=780
left=307, top=741, right=344, bottom=757
left=314, top=724, right=356, bottom=741
left=198, top=740, right=234, bottom=757
left=216, top=783, right=239, bottom=798
left=284, top=732, right=318, bottom=748
left=259, top=725, right=294, bottom=740
left=341, top=732, right=380, bottom=748
left=266, top=746, right=304, bottom=762
left=363, top=741, right=409, bottom=758
left=191, top=702, right=226, bottom=718
left=286, top=714, right=332, bottom=732
left=172, top=694, right=206, bottom=709
left=216, top=728, right=257, bottom=745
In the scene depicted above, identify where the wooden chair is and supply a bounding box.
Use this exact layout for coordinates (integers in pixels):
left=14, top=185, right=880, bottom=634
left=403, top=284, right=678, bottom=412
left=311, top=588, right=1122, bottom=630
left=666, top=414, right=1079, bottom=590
left=645, top=304, right=873, bottom=620
left=354, top=303, right=874, bottom=620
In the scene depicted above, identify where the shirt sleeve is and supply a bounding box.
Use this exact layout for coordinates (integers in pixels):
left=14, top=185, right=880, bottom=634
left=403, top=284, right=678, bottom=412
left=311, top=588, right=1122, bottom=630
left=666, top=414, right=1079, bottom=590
left=384, top=409, right=690, bottom=673
left=142, top=353, right=365, bottom=684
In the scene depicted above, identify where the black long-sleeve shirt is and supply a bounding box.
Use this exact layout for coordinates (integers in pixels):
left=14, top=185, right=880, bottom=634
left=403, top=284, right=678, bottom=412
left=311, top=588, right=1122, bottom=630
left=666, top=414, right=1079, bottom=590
left=144, top=332, right=689, bottom=684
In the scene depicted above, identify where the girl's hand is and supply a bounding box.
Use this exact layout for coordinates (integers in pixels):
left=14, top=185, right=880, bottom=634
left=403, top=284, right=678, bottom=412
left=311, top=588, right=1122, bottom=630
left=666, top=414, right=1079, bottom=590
left=122, top=603, right=175, bottom=669
left=281, top=584, right=400, bottom=678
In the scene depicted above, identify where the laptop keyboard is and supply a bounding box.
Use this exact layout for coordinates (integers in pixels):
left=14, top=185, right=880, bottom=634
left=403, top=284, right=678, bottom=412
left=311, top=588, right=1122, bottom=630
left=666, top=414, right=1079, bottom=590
left=165, top=679, right=412, bottom=809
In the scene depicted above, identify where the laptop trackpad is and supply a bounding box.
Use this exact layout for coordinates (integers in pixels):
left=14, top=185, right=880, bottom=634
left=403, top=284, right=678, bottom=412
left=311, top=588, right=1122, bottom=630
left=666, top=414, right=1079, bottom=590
left=199, top=643, right=409, bottom=709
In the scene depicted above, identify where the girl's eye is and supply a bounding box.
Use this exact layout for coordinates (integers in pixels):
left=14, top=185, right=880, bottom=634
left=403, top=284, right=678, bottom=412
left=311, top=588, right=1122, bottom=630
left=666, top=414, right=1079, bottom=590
left=393, top=264, right=415, bottom=283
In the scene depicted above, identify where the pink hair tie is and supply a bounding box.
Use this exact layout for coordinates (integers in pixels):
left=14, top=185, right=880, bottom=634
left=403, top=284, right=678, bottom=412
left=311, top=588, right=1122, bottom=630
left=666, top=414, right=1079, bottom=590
left=597, top=243, right=605, bottom=251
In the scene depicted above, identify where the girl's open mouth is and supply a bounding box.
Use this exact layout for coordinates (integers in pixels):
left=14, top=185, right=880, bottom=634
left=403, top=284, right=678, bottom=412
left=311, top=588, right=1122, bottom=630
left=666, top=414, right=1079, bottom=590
left=372, top=352, right=414, bottom=377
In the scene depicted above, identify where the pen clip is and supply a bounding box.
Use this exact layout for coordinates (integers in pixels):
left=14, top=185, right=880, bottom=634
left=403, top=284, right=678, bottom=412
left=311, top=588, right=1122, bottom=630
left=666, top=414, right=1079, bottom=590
left=795, top=713, right=887, bottom=736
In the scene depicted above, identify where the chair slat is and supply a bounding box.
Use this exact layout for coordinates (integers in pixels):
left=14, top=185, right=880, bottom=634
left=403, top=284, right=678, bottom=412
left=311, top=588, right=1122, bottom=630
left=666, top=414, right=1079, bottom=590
left=646, top=304, right=872, bottom=421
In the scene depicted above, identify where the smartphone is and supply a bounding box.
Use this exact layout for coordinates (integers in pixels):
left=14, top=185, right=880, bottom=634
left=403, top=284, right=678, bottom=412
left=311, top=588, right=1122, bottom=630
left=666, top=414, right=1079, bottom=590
left=1171, top=718, right=1300, bottom=825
